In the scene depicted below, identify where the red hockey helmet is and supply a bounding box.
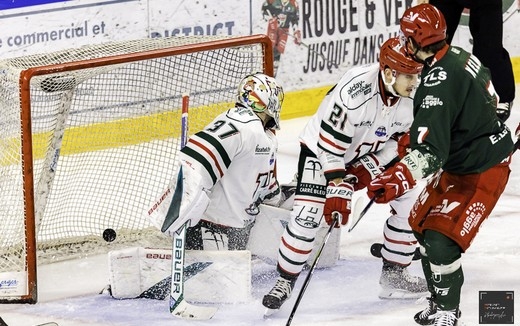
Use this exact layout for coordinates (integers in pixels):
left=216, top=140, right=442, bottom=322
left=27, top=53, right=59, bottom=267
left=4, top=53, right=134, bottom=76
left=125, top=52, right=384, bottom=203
left=400, top=4, right=447, bottom=48
left=379, top=37, right=423, bottom=75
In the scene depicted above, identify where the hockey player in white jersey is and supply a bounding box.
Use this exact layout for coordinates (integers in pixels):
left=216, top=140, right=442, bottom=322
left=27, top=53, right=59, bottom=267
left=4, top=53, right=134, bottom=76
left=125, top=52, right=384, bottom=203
left=155, top=72, right=285, bottom=250
left=263, top=37, right=428, bottom=313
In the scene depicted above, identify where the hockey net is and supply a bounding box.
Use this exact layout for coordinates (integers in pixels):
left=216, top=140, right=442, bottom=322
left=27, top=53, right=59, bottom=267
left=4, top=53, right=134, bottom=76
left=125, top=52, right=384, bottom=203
left=0, top=34, right=273, bottom=303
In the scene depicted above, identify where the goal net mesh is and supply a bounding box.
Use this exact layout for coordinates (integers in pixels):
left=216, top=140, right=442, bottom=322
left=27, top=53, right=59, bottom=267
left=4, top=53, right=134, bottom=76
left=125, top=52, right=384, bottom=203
left=0, top=35, right=270, bottom=300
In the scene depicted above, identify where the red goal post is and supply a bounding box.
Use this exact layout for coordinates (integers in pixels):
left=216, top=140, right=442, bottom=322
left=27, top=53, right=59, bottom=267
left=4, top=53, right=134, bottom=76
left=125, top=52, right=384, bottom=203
left=0, top=34, right=273, bottom=303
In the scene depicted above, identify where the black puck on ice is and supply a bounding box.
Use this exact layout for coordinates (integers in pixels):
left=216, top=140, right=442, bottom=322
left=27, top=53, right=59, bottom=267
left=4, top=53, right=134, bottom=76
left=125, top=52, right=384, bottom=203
left=103, top=228, right=117, bottom=242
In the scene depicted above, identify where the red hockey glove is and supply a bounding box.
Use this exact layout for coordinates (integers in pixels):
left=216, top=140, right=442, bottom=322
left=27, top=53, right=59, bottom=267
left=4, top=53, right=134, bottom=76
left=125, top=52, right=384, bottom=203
left=367, top=162, right=416, bottom=204
left=397, top=132, right=411, bottom=159
left=345, top=154, right=381, bottom=191
left=293, top=30, right=302, bottom=45
left=324, top=179, right=354, bottom=227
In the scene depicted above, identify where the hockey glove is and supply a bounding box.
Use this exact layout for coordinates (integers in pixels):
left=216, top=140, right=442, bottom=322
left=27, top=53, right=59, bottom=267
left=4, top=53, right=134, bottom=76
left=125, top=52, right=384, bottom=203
left=345, top=154, right=381, bottom=191
left=367, top=162, right=416, bottom=204
left=324, top=178, right=354, bottom=227
left=496, top=102, right=511, bottom=122
left=293, top=30, right=302, bottom=45
left=397, top=132, right=411, bottom=159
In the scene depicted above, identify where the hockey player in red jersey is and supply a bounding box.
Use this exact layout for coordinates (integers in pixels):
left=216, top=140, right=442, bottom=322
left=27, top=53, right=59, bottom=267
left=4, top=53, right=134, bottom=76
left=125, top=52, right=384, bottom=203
left=367, top=4, right=515, bottom=325
left=263, top=37, right=428, bottom=315
left=262, top=0, right=301, bottom=76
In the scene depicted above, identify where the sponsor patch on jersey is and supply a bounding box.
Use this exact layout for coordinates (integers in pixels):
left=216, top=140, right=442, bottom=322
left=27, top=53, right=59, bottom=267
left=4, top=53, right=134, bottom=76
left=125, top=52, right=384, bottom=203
left=375, top=126, right=386, bottom=137
left=422, top=66, right=447, bottom=87
left=347, top=80, right=371, bottom=98
left=357, top=120, right=373, bottom=127
left=420, top=95, right=444, bottom=109
left=255, top=144, right=271, bottom=155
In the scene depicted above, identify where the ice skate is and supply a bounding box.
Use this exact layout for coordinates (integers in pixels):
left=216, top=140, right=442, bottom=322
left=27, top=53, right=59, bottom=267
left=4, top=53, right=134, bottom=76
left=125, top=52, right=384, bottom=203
left=262, top=276, right=296, bottom=316
left=430, top=308, right=460, bottom=326
left=414, top=298, right=461, bottom=326
left=379, top=260, right=429, bottom=299
left=414, top=296, right=437, bottom=325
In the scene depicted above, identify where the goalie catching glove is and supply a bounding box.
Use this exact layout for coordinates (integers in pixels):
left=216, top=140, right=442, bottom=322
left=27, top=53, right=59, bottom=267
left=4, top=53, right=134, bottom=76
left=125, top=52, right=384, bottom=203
left=366, top=162, right=416, bottom=204
left=324, top=177, right=355, bottom=227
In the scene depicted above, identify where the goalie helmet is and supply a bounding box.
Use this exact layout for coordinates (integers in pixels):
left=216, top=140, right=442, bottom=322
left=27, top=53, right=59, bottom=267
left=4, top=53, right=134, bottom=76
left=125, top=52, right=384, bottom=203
left=379, top=37, right=422, bottom=75
left=400, top=4, right=447, bottom=48
left=237, top=73, right=284, bottom=130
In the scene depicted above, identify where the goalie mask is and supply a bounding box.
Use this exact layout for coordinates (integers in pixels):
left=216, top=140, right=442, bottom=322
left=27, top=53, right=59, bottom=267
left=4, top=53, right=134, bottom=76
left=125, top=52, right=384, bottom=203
left=238, top=73, right=284, bottom=130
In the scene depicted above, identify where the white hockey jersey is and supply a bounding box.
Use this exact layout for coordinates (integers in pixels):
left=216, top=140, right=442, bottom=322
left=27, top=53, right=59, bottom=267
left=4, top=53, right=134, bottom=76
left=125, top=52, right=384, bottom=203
left=180, top=104, right=278, bottom=228
left=299, top=64, right=414, bottom=180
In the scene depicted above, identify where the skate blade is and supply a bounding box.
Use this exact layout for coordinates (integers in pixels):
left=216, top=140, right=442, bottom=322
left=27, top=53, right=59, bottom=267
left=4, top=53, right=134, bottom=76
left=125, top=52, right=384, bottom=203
left=378, top=288, right=429, bottom=300
left=263, top=307, right=279, bottom=318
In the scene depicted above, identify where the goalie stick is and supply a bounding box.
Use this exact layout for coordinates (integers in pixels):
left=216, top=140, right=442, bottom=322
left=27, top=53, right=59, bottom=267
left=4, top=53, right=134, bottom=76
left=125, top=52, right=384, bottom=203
left=165, top=94, right=217, bottom=320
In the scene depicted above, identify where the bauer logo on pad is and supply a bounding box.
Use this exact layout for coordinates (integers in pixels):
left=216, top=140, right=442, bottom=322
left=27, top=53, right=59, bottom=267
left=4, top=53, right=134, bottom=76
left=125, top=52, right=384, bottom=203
left=479, top=291, right=514, bottom=324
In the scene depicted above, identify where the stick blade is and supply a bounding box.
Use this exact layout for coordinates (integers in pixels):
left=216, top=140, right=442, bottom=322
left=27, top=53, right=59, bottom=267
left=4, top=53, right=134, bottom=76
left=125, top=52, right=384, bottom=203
left=171, top=299, right=218, bottom=320
left=348, top=196, right=366, bottom=232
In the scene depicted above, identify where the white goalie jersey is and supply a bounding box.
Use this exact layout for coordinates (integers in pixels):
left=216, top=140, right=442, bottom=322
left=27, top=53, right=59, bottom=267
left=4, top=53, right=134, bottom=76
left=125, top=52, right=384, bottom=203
left=180, top=103, right=279, bottom=228
left=299, top=64, right=414, bottom=176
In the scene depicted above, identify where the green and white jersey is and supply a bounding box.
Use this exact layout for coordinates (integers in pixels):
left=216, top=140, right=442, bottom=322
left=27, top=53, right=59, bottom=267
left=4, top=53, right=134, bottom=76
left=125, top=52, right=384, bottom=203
left=411, top=45, right=514, bottom=176
left=179, top=104, right=278, bottom=228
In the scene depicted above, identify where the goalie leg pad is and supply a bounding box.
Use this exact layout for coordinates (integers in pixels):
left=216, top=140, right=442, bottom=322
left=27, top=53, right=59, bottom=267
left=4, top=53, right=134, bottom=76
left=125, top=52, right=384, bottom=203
left=107, top=247, right=251, bottom=303
left=187, top=220, right=255, bottom=251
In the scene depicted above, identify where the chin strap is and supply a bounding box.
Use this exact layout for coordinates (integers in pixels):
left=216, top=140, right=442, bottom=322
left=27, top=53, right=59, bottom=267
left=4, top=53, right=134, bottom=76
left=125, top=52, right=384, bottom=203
left=381, top=70, right=399, bottom=97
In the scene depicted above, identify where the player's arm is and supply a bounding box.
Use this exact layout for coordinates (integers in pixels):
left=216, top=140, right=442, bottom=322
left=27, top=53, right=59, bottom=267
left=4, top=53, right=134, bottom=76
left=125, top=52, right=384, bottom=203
left=316, top=93, right=355, bottom=182
left=161, top=116, right=244, bottom=234
left=366, top=89, right=451, bottom=203
left=316, top=90, right=356, bottom=227
left=289, top=1, right=302, bottom=44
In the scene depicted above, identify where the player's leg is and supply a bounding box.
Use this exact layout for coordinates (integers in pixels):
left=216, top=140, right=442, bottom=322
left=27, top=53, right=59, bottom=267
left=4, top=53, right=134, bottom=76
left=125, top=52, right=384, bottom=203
left=379, top=181, right=428, bottom=299
left=469, top=0, right=515, bottom=120
left=411, top=162, right=510, bottom=324
left=263, top=145, right=327, bottom=310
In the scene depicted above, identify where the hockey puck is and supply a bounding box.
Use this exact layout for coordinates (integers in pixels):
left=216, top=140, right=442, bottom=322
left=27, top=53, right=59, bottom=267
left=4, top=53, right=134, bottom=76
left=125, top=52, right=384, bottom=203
left=103, top=228, right=117, bottom=242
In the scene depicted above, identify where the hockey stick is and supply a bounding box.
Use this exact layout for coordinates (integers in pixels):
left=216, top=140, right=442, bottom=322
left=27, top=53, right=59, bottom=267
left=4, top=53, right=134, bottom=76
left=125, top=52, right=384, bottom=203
left=285, top=212, right=340, bottom=326
left=348, top=133, right=520, bottom=233
left=167, top=94, right=217, bottom=320
left=348, top=190, right=382, bottom=232
left=0, top=317, right=57, bottom=326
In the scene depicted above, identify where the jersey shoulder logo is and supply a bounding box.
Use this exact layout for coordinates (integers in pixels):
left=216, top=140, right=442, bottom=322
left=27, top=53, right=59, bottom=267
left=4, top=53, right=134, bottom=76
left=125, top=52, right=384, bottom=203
left=423, top=66, right=447, bottom=87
